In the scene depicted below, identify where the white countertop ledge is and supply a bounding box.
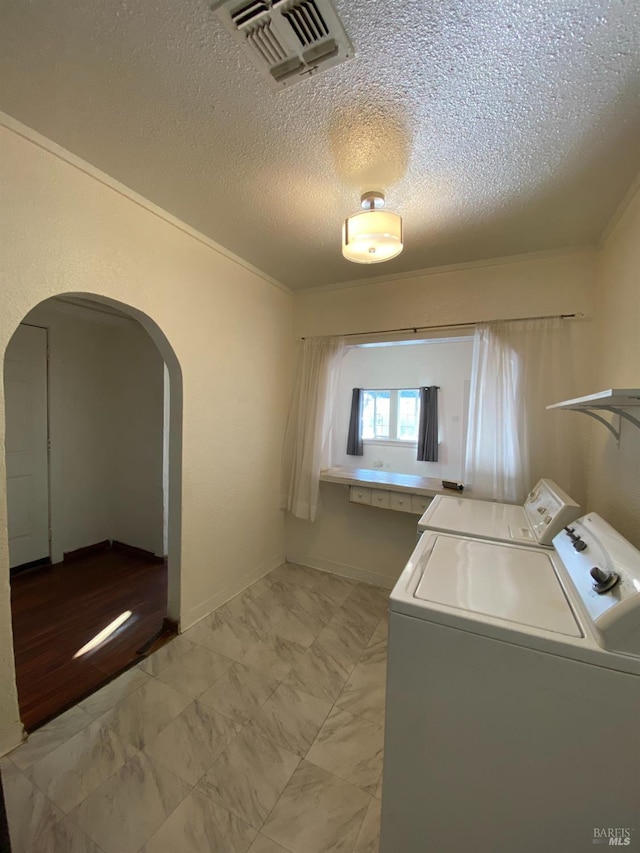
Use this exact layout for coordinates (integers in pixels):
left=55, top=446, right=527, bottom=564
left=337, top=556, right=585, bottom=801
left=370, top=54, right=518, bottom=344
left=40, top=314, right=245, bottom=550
left=320, top=466, right=468, bottom=498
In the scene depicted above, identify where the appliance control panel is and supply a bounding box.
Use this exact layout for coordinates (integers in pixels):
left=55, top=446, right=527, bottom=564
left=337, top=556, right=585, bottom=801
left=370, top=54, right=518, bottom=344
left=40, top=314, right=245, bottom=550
left=553, top=513, right=640, bottom=656
left=523, top=479, right=581, bottom=545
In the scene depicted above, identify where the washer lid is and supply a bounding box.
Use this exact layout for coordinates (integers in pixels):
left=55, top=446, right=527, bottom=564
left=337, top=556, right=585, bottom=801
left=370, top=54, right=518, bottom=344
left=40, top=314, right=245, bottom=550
left=418, top=496, right=534, bottom=543
left=414, top=536, right=581, bottom=637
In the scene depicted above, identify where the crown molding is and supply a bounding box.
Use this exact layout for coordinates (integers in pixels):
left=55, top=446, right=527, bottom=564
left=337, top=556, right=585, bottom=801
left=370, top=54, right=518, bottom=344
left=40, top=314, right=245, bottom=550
left=597, top=168, right=640, bottom=250
left=0, top=112, right=292, bottom=297
left=295, top=245, right=595, bottom=296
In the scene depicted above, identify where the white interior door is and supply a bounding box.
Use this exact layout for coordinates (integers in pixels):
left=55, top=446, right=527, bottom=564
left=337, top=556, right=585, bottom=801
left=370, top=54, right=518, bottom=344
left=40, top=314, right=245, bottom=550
left=4, top=324, right=50, bottom=568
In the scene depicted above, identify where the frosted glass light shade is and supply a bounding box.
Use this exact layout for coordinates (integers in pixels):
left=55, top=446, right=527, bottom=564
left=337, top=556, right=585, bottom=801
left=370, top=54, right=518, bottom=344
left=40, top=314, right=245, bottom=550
left=342, top=209, right=403, bottom=263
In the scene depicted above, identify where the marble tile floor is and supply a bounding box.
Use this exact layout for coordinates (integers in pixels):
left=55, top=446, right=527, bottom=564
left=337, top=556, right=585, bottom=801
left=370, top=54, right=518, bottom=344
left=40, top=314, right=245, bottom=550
left=2, top=562, right=389, bottom=853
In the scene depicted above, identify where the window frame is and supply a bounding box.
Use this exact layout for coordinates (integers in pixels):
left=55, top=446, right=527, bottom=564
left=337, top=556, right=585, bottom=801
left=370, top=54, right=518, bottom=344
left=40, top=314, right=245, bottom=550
left=361, top=388, right=420, bottom=446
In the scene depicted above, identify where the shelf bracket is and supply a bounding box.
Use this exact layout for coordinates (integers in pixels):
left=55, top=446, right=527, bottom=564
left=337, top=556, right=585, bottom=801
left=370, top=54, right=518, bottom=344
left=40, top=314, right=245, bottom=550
left=578, top=409, right=622, bottom=446
left=547, top=391, right=640, bottom=448
left=575, top=406, right=640, bottom=447
left=617, top=409, right=640, bottom=431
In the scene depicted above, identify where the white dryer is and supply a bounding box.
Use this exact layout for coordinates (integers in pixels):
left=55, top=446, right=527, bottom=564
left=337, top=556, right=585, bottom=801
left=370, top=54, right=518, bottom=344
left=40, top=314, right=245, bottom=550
left=381, top=513, right=640, bottom=853
left=417, top=477, right=580, bottom=547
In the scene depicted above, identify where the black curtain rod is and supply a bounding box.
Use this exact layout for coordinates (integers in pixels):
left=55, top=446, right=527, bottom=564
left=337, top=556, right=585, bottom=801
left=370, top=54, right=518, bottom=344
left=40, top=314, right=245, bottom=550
left=300, top=312, right=582, bottom=340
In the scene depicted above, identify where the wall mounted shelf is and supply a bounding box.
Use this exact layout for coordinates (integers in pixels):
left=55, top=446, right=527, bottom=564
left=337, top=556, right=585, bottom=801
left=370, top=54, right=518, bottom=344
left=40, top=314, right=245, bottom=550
left=547, top=389, right=640, bottom=445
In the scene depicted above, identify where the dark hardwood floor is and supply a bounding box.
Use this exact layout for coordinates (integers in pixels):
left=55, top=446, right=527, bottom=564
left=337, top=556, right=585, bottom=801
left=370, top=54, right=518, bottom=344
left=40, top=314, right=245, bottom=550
left=10, top=543, right=169, bottom=732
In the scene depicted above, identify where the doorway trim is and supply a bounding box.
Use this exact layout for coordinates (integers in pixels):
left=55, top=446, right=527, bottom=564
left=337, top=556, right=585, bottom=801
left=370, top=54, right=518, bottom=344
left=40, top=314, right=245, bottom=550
left=3, top=292, right=184, bottom=623
left=4, top=323, right=52, bottom=573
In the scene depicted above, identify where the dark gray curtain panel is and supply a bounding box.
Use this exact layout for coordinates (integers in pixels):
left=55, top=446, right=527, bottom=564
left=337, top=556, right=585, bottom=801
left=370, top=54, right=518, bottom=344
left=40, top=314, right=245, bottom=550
left=417, top=386, right=439, bottom=462
left=346, top=387, right=364, bottom=456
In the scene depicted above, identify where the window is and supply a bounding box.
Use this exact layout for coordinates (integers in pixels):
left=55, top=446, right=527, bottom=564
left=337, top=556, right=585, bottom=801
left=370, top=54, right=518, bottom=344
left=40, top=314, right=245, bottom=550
left=333, top=337, right=473, bottom=479
left=362, top=389, right=420, bottom=443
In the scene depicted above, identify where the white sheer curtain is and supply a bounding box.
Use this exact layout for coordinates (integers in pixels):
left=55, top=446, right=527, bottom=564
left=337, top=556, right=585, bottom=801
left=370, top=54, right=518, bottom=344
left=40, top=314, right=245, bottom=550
left=465, top=318, right=579, bottom=503
left=281, top=336, right=345, bottom=521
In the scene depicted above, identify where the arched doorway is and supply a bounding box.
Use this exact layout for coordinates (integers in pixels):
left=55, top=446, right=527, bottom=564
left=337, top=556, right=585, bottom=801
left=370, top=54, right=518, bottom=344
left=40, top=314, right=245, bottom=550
left=3, top=292, right=183, bottom=730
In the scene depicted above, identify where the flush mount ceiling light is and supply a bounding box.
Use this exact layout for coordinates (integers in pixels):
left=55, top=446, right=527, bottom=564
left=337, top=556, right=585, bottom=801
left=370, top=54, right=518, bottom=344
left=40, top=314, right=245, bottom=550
left=342, top=191, right=403, bottom=264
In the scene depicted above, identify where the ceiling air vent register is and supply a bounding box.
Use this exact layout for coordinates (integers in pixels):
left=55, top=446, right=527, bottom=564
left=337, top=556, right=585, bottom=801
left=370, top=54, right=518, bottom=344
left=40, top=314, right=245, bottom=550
left=211, top=0, right=353, bottom=89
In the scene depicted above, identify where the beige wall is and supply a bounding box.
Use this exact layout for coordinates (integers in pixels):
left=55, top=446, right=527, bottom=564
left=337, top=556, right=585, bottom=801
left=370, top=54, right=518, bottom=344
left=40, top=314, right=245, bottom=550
left=288, top=249, right=597, bottom=587
left=108, top=317, right=166, bottom=556
left=287, top=482, right=419, bottom=590
left=588, top=183, right=640, bottom=546
left=0, top=121, right=292, bottom=753
left=294, top=249, right=597, bottom=339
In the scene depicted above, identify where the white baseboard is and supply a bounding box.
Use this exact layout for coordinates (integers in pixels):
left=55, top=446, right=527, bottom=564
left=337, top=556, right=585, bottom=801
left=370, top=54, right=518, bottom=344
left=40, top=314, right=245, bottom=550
left=180, top=552, right=285, bottom=631
left=0, top=720, right=25, bottom=758
left=179, top=550, right=395, bottom=632
left=285, top=553, right=397, bottom=590
left=268, top=553, right=286, bottom=573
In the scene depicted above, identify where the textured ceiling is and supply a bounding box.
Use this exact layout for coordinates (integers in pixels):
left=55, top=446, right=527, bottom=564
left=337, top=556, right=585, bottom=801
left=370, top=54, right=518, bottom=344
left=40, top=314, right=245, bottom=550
left=1, top=0, right=639, bottom=289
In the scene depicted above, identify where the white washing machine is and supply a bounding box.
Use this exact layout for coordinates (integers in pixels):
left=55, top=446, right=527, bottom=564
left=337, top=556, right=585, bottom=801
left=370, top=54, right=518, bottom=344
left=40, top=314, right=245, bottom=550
left=417, top=478, right=580, bottom=547
left=381, top=513, right=640, bottom=853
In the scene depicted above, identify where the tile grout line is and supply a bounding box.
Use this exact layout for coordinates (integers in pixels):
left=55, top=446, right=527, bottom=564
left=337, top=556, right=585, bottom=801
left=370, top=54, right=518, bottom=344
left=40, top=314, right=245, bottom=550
left=142, top=596, right=345, bottom=850
left=128, top=754, right=201, bottom=853
left=14, top=718, right=136, bottom=814
left=9, top=562, right=388, bottom=853
left=246, top=632, right=383, bottom=847
left=64, top=675, right=202, bottom=849
left=168, top=643, right=300, bottom=836
left=191, top=568, right=381, bottom=845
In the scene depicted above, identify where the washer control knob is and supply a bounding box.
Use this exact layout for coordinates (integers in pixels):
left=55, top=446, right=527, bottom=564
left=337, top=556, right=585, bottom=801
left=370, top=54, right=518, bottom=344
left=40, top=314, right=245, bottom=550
left=590, top=567, right=621, bottom=594
left=573, top=538, right=587, bottom=552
